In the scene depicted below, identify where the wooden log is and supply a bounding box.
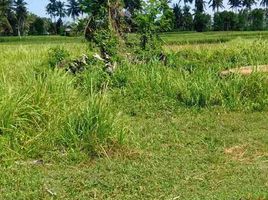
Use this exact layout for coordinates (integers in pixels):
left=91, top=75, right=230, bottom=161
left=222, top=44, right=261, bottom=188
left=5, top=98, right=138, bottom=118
left=220, top=65, right=268, bottom=76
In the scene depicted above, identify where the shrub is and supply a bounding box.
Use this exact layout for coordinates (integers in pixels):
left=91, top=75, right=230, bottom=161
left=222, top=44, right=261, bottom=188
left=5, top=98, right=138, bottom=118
left=48, top=47, right=70, bottom=68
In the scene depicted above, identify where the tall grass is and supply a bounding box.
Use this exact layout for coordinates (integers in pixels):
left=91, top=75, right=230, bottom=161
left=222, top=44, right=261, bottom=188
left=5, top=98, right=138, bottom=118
left=110, top=39, right=268, bottom=112
left=0, top=43, right=120, bottom=159
left=1, top=37, right=268, bottom=160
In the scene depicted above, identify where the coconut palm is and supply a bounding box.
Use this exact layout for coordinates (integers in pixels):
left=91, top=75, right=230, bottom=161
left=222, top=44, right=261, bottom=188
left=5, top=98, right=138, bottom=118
left=13, top=0, right=28, bottom=37
left=0, top=0, right=12, bottom=16
left=228, top=0, right=241, bottom=12
left=46, top=0, right=57, bottom=21
left=55, top=1, right=66, bottom=20
left=66, top=0, right=81, bottom=20
left=209, top=0, right=224, bottom=12
left=242, top=0, right=256, bottom=9
left=260, top=0, right=268, bottom=7
left=195, top=0, right=206, bottom=12
left=184, top=0, right=193, bottom=5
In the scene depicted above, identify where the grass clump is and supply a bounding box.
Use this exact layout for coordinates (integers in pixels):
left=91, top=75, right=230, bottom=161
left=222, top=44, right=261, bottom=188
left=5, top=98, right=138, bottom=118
left=108, top=39, right=268, bottom=113
left=0, top=43, right=121, bottom=160
left=60, top=94, right=119, bottom=155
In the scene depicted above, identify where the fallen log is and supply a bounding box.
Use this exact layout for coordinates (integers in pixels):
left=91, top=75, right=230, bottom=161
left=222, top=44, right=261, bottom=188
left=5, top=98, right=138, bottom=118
left=220, top=65, right=268, bottom=77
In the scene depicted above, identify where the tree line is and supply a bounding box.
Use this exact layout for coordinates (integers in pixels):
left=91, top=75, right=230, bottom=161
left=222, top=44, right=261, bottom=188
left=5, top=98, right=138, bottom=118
left=173, top=0, right=268, bottom=31
left=0, top=0, right=84, bottom=36
left=0, top=0, right=268, bottom=36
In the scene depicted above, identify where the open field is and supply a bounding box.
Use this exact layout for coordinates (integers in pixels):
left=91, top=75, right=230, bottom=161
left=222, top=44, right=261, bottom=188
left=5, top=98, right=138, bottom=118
left=161, top=31, right=268, bottom=45
left=1, top=31, right=268, bottom=45
left=1, top=32, right=268, bottom=199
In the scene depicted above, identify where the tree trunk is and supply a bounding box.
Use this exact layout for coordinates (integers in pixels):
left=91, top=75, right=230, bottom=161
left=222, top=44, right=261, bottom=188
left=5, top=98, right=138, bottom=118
left=18, top=18, right=21, bottom=39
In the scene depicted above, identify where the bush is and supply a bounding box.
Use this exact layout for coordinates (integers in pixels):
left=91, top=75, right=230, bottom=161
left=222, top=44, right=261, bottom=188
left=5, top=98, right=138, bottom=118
left=213, top=11, right=238, bottom=31
left=48, top=47, right=70, bottom=68
left=194, top=12, right=211, bottom=32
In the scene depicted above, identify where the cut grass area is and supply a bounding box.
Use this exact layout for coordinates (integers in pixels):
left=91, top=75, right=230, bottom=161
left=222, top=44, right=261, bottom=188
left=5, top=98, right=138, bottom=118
left=1, top=111, right=268, bottom=199
left=1, top=34, right=268, bottom=199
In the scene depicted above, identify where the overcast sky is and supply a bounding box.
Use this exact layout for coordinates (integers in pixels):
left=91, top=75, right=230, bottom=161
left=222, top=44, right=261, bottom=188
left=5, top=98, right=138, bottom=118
left=25, top=0, right=263, bottom=19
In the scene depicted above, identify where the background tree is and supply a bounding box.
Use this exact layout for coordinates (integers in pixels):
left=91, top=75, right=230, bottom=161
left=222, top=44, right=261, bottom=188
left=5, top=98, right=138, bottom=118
left=237, top=9, right=249, bottom=30
left=55, top=0, right=66, bottom=34
left=194, top=12, right=211, bottom=31
left=228, top=0, right=241, bottom=12
left=55, top=1, right=66, bottom=21
left=182, top=5, right=193, bottom=30
left=260, top=0, right=268, bottom=13
left=173, top=3, right=183, bottom=30
left=0, top=0, right=13, bottom=35
left=242, top=0, right=256, bottom=9
left=0, top=0, right=12, bottom=15
left=209, top=0, right=224, bottom=12
left=250, top=8, right=265, bottom=30
left=157, top=0, right=175, bottom=31
left=183, top=0, right=193, bottom=6
left=46, top=0, right=57, bottom=21
left=213, top=11, right=238, bottom=30
left=124, top=0, right=141, bottom=15
left=195, top=0, right=206, bottom=13
left=13, top=0, right=28, bottom=37
left=66, top=0, right=81, bottom=20
left=30, top=17, right=45, bottom=35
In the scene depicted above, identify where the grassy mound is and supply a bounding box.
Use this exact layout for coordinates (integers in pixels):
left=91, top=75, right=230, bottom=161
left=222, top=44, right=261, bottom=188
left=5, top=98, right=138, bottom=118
left=0, top=43, right=122, bottom=160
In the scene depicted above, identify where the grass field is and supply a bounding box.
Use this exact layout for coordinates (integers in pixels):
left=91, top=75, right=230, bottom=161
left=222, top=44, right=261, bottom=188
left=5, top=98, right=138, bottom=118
left=1, top=32, right=268, bottom=199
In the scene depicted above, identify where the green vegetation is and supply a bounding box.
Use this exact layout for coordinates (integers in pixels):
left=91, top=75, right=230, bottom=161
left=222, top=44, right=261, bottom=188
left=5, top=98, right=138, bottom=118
left=1, top=0, right=268, bottom=37
left=161, top=31, right=268, bottom=45
left=0, top=35, right=84, bottom=44
left=1, top=33, right=268, bottom=199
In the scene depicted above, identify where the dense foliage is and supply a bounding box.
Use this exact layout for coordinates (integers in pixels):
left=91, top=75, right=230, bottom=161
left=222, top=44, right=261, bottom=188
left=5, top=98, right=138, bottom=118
left=1, top=0, right=268, bottom=36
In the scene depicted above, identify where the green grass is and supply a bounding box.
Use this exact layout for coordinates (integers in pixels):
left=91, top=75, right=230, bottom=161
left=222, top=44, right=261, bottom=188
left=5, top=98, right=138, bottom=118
left=161, top=31, right=268, bottom=45
left=1, top=34, right=268, bottom=199
left=0, top=35, right=84, bottom=44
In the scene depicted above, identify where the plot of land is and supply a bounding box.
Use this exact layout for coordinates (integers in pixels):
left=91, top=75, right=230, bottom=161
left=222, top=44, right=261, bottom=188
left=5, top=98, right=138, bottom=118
left=1, top=32, right=268, bottom=199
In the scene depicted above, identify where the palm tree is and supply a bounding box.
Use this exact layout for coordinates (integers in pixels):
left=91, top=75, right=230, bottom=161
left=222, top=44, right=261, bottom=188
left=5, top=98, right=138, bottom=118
left=0, top=0, right=12, bottom=16
left=228, top=0, right=241, bottom=12
left=260, top=0, right=268, bottom=7
left=173, top=3, right=183, bottom=29
left=242, top=0, right=256, bottom=9
left=54, top=0, right=66, bottom=34
left=46, top=0, right=57, bottom=21
left=55, top=1, right=66, bottom=20
left=260, top=0, right=268, bottom=23
left=184, top=0, right=193, bottom=5
left=66, top=0, right=81, bottom=20
left=209, top=0, right=224, bottom=12
left=13, top=0, right=27, bottom=37
left=195, top=0, right=206, bottom=12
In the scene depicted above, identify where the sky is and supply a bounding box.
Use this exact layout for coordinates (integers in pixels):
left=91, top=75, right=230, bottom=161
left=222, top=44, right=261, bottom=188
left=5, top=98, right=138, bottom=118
left=26, top=0, right=51, bottom=18
left=25, top=0, right=215, bottom=18
left=25, top=0, right=263, bottom=19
